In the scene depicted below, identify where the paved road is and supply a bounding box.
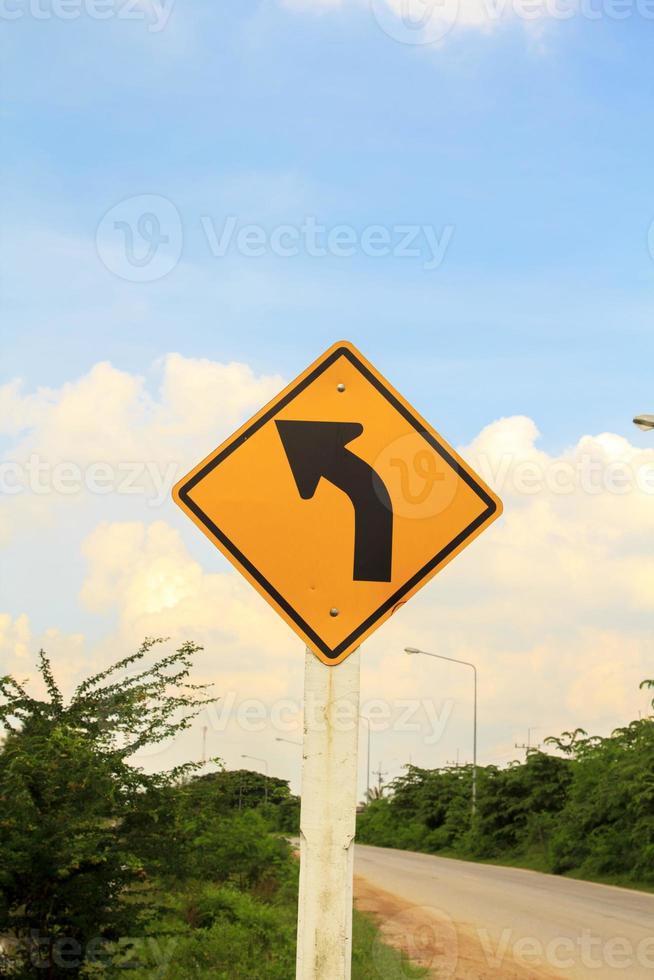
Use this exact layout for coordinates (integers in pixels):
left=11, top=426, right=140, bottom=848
left=354, top=844, right=654, bottom=979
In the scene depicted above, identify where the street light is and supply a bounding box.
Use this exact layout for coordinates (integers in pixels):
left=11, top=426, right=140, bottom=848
left=634, top=415, right=654, bottom=432
left=360, top=716, right=371, bottom=804
left=241, top=754, right=269, bottom=803
left=405, top=646, right=478, bottom=817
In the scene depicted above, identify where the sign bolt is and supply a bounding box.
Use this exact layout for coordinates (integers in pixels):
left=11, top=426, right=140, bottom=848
left=337, top=383, right=346, bottom=393
left=330, top=608, right=340, bottom=618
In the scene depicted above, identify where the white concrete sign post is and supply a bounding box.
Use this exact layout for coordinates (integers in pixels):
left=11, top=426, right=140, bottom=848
left=296, top=647, right=361, bottom=980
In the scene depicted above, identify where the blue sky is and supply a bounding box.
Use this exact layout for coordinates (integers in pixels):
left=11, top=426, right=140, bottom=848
left=3, top=1, right=654, bottom=788
left=3, top=2, right=654, bottom=445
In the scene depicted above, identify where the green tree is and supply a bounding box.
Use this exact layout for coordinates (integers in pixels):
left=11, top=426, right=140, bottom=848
left=184, top=769, right=300, bottom=831
left=135, top=773, right=298, bottom=890
left=549, top=707, right=654, bottom=880
left=0, top=638, right=216, bottom=978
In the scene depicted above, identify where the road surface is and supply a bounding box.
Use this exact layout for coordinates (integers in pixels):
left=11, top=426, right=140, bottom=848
left=353, top=844, right=654, bottom=979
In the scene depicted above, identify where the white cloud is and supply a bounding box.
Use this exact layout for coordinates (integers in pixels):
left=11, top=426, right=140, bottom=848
left=0, top=354, right=284, bottom=543
left=0, top=380, right=57, bottom=438
left=0, top=612, right=32, bottom=669
left=3, top=354, right=283, bottom=465
left=80, top=519, right=296, bottom=694
left=281, top=0, right=349, bottom=8
left=0, top=612, right=86, bottom=699
left=280, top=0, right=564, bottom=42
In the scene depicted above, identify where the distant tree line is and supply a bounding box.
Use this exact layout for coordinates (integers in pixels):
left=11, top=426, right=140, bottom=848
left=357, top=680, right=654, bottom=886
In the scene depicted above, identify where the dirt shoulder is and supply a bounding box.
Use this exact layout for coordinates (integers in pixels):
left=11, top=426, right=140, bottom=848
left=354, top=875, right=559, bottom=980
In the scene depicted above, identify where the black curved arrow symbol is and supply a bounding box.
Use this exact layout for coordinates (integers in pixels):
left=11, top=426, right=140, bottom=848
left=275, top=420, right=393, bottom=583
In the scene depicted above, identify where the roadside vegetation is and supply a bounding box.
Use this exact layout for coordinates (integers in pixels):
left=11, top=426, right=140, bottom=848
left=0, top=639, right=424, bottom=978
left=358, top=680, right=654, bottom=890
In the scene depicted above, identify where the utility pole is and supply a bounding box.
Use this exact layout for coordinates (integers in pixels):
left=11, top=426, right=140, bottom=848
left=201, top=726, right=208, bottom=764
left=515, top=728, right=541, bottom=756
left=372, top=763, right=388, bottom=795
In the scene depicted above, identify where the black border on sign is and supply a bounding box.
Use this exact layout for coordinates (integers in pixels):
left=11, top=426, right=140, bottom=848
left=179, top=346, right=498, bottom=661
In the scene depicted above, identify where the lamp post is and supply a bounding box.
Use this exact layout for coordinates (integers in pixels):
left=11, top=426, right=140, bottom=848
left=632, top=417, right=654, bottom=723
left=405, top=646, right=478, bottom=816
left=241, top=754, right=269, bottom=803
left=360, top=716, right=371, bottom=804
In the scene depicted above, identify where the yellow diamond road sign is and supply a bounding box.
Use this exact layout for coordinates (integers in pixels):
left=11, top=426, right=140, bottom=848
left=173, top=341, right=502, bottom=666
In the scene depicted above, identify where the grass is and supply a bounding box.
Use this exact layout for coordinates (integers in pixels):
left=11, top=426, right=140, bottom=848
left=352, top=910, right=429, bottom=979
left=103, top=880, right=429, bottom=979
